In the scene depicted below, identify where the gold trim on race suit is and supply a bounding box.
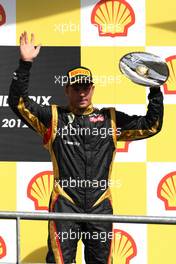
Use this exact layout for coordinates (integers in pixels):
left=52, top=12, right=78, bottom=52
left=17, top=97, right=47, bottom=136
left=118, top=120, right=160, bottom=141
left=93, top=107, right=117, bottom=207
left=49, top=220, right=64, bottom=264
left=47, top=105, right=75, bottom=204
left=53, top=183, right=75, bottom=205
left=49, top=192, right=64, bottom=264
left=44, top=104, right=58, bottom=150
left=93, top=188, right=112, bottom=207
left=110, top=107, right=117, bottom=148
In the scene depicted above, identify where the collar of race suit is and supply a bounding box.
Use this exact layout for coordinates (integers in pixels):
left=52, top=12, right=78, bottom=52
left=67, top=103, right=94, bottom=116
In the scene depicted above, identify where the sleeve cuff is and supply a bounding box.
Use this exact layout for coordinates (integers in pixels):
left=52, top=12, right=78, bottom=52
left=149, top=87, right=161, bottom=96
left=18, top=59, right=32, bottom=72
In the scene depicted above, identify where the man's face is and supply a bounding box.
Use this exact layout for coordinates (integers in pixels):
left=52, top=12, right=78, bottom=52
left=65, top=83, right=95, bottom=109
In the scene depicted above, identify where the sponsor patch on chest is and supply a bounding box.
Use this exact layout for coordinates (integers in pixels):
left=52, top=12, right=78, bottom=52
left=89, top=114, right=104, bottom=123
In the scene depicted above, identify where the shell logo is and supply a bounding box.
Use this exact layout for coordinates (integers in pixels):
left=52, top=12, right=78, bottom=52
left=163, top=55, right=176, bottom=94
left=116, top=142, right=131, bottom=152
left=0, top=5, right=6, bottom=26
left=27, top=171, right=54, bottom=210
left=111, top=229, right=137, bottom=264
left=91, top=0, right=135, bottom=37
left=157, top=171, right=176, bottom=210
left=0, top=236, right=6, bottom=259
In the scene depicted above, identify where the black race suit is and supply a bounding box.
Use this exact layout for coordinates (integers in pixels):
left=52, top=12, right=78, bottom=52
left=8, top=60, right=164, bottom=264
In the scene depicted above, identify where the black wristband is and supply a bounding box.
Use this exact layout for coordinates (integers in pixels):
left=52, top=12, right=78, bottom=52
left=19, top=59, right=32, bottom=71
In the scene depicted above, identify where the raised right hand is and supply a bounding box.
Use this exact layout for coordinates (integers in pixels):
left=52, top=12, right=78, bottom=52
left=20, top=31, right=41, bottom=62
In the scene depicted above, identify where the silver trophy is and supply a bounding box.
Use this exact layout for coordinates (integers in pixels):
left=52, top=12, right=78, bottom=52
left=119, top=51, right=169, bottom=87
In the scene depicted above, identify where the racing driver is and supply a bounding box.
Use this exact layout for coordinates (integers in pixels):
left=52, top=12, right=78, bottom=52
left=8, top=32, right=164, bottom=264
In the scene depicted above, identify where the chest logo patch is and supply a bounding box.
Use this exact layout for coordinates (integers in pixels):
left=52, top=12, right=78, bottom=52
left=89, top=114, right=104, bottom=123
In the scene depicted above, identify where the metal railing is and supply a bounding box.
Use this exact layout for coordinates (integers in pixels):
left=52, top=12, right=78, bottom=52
left=1, top=211, right=176, bottom=263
